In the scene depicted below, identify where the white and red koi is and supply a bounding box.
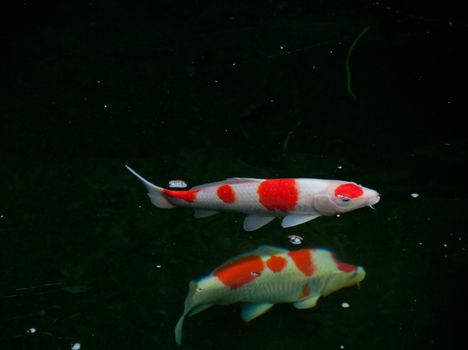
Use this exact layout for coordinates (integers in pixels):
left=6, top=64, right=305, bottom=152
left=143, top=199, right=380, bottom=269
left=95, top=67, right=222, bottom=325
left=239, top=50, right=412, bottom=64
left=175, top=245, right=365, bottom=345
left=126, top=166, right=380, bottom=231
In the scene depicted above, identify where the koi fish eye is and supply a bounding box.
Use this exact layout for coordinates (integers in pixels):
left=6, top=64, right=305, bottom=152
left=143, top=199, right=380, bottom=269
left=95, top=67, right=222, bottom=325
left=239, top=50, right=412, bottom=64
left=336, top=194, right=351, bottom=203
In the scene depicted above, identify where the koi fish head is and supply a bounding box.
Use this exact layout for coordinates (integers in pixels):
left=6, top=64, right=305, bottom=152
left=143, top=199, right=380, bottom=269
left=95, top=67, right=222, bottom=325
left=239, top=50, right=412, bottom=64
left=314, top=181, right=380, bottom=215
left=186, top=277, right=219, bottom=309
left=322, top=261, right=366, bottom=296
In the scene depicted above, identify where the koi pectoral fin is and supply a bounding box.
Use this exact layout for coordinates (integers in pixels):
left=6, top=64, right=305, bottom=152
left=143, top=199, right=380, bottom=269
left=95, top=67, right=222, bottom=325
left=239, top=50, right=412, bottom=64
left=241, top=303, right=274, bottom=322
left=243, top=215, right=275, bottom=231
left=281, top=213, right=320, bottom=228
left=293, top=295, right=320, bottom=309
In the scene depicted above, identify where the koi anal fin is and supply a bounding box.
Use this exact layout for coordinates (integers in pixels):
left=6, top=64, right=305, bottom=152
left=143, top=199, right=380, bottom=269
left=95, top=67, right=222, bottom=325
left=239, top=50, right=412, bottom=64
left=194, top=209, right=219, bottom=218
left=125, top=165, right=175, bottom=209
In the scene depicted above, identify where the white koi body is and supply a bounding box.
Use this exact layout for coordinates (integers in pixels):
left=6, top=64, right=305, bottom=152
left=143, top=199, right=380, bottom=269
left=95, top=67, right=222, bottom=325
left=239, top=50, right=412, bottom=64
left=175, top=245, right=365, bottom=345
left=126, top=166, right=380, bottom=231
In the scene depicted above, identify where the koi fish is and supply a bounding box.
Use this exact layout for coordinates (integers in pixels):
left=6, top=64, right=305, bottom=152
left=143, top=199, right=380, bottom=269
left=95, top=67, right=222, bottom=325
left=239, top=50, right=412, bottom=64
left=125, top=166, right=380, bottom=231
left=175, top=245, right=365, bottom=345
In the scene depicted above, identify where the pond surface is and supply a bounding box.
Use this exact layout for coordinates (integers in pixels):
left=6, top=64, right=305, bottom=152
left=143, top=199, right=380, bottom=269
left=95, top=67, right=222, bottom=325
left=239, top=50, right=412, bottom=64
left=1, top=1, right=466, bottom=349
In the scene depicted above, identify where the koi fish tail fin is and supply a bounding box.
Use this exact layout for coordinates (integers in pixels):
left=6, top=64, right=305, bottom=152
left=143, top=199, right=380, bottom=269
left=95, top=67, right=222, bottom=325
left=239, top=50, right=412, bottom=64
left=125, top=165, right=175, bottom=208
left=175, top=310, right=187, bottom=345
left=175, top=281, right=197, bottom=345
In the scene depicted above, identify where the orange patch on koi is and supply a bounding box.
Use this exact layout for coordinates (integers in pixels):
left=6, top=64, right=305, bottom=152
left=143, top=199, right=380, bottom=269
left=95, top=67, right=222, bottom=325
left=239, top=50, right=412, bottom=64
left=300, top=284, right=310, bottom=299
left=214, top=255, right=264, bottom=289
left=266, top=256, right=287, bottom=273
left=163, top=189, right=199, bottom=203
left=257, top=179, right=298, bottom=212
left=288, top=250, right=315, bottom=277
left=334, top=183, right=363, bottom=199
left=217, top=184, right=236, bottom=203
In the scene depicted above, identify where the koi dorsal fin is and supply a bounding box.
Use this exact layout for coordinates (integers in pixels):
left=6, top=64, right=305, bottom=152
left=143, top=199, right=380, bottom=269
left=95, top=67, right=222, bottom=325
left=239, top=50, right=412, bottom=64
left=211, top=245, right=289, bottom=273
left=191, top=177, right=264, bottom=190
left=251, top=245, right=289, bottom=256
left=226, top=177, right=264, bottom=182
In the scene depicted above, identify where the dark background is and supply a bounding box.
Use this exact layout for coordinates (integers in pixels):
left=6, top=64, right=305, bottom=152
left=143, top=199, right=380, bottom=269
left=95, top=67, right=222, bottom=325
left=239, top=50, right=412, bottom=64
left=1, top=1, right=466, bottom=349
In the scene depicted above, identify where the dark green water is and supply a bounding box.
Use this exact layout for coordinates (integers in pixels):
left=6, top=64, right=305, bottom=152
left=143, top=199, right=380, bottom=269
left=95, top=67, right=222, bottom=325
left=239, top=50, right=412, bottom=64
left=1, top=1, right=466, bottom=349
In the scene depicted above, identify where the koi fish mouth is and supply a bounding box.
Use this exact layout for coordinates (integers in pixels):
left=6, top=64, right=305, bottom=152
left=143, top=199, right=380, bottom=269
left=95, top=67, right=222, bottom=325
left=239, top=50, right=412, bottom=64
left=370, top=194, right=380, bottom=206
left=367, top=193, right=380, bottom=210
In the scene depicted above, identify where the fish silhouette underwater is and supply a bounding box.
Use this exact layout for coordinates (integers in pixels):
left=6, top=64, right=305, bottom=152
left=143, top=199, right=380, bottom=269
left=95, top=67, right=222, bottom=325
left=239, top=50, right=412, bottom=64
left=126, top=166, right=380, bottom=231
left=175, top=245, right=365, bottom=345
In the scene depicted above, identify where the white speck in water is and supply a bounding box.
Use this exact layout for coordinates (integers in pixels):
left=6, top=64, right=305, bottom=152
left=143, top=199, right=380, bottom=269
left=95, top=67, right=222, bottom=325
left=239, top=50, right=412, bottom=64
left=0, top=214, right=4, bottom=218
left=447, top=100, right=452, bottom=104
left=97, top=80, right=101, bottom=84
left=329, top=50, right=334, bottom=54
left=270, top=99, right=275, bottom=103
left=340, top=346, right=345, bottom=350
left=156, top=265, right=162, bottom=269
left=232, top=62, right=236, bottom=66
left=214, top=80, right=218, bottom=83
left=337, top=165, right=342, bottom=169
left=312, top=65, right=316, bottom=69
left=168, top=180, right=188, bottom=188
left=336, top=214, right=341, bottom=218
left=341, top=302, right=350, bottom=308
left=459, top=237, right=462, bottom=241
left=27, top=327, right=37, bottom=334
left=71, top=342, right=81, bottom=350
left=411, top=193, right=419, bottom=198
left=103, top=104, right=108, bottom=108
left=288, top=235, right=303, bottom=245
left=279, top=45, right=284, bottom=50
left=443, top=243, right=448, bottom=248
left=418, top=242, right=423, bottom=246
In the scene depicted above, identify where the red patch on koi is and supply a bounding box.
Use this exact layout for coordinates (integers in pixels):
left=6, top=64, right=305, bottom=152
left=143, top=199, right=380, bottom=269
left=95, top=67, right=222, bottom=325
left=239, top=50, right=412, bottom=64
left=266, top=256, right=287, bottom=273
left=257, top=179, right=298, bottom=212
left=332, top=253, right=357, bottom=273
left=288, top=250, right=315, bottom=277
left=214, top=255, right=264, bottom=289
left=334, top=183, right=363, bottom=199
left=163, top=189, right=199, bottom=203
left=300, top=284, right=310, bottom=299
left=217, top=184, right=236, bottom=204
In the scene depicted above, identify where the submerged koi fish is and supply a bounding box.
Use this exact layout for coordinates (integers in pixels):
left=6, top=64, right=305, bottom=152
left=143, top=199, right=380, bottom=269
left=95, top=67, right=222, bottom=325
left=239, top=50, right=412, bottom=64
left=126, top=166, right=380, bottom=231
left=175, top=245, right=365, bottom=345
